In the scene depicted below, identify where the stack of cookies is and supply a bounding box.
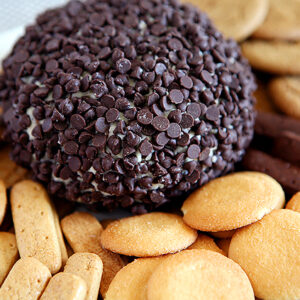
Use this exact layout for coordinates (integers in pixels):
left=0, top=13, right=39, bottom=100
left=186, top=0, right=300, bottom=192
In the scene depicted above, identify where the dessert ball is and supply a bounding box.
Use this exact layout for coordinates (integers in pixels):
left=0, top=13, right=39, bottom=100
left=0, top=0, right=256, bottom=213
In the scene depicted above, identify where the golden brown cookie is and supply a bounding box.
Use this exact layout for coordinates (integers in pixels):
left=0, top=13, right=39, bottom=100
left=229, top=209, right=300, bottom=300
left=216, top=238, right=231, bottom=256
left=64, top=253, right=103, bottom=300
left=11, top=180, right=62, bottom=274
left=147, top=249, right=254, bottom=300
left=61, top=212, right=124, bottom=297
left=101, top=212, right=197, bottom=257
left=40, top=272, right=87, bottom=300
left=0, top=147, right=28, bottom=188
left=254, top=81, right=277, bottom=113
left=0, top=232, right=19, bottom=285
left=182, top=0, right=268, bottom=41
left=253, top=0, right=300, bottom=40
left=182, top=172, right=285, bottom=231
left=187, top=233, right=225, bottom=255
left=106, top=257, right=164, bottom=300
left=286, top=191, right=300, bottom=213
left=0, top=180, right=7, bottom=226
left=242, top=40, right=300, bottom=75
left=268, top=76, right=300, bottom=119
left=210, top=229, right=236, bottom=239
left=0, top=257, right=51, bottom=300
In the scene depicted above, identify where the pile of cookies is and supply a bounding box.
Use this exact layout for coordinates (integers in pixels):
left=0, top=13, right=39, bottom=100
left=0, top=172, right=299, bottom=299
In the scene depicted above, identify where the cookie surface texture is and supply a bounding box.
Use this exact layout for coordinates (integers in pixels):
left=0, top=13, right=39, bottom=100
left=182, top=0, right=268, bottom=41
left=242, top=40, right=300, bottom=74
left=286, top=191, right=300, bottom=213
left=182, top=171, right=285, bottom=231
left=101, top=212, right=197, bottom=256
left=147, top=249, right=254, bottom=300
left=229, top=209, right=300, bottom=300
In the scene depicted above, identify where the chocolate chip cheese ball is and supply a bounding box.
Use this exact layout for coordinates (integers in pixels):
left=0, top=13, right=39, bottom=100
left=0, top=0, right=256, bottom=213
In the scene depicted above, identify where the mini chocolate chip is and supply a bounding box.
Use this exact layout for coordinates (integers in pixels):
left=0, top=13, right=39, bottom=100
left=168, top=109, right=182, bottom=123
left=64, top=141, right=79, bottom=155
left=46, top=59, right=59, bottom=72
left=169, top=89, right=184, bottom=104
left=187, top=144, right=200, bottom=159
left=154, top=63, right=167, bottom=75
left=152, top=116, right=170, bottom=131
left=65, top=79, right=80, bottom=93
left=126, top=131, right=140, bottom=147
left=95, top=117, right=108, bottom=133
left=187, top=103, right=201, bottom=119
left=155, top=132, right=169, bottom=146
left=116, top=58, right=131, bottom=74
left=168, top=38, right=183, bottom=51
left=180, top=113, right=194, bottom=128
left=177, top=132, right=190, bottom=146
left=53, top=85, right=63, bottom=99
left=167, top=123, right=181, bottom=138
left=139, top=139, right=153, bottom=156
left=42, top=118, right=53, bottom=133
left=93, top=134, right=106, bottom=148
left=206, top=105, right=220, bottom=122
left=106, top=108, right=119, bottom=123
left=70, top=114, right=86, bottom=130
left=90, top=12, right=105, bottom=26
left=201, top=70, right=213, bottom=85
left=137, top=108, right=153, bottom=125
left=180, top=76, right=193, bottom=89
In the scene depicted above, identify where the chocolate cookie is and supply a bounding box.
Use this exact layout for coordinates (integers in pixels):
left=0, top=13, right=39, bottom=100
left=0, top=0, right=255, bottom=212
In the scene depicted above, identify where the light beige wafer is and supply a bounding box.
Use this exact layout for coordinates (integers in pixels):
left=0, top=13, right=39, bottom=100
left=0, top=232, right=18, bottom=285
left=253, top=0, right=300, bottom=40
left=216, top=238, right=231, bottom=256
left=229, top=209, right=300, bottom=300
left=182, top=0, right=268, bottom=41
left=61, top=212, right=124, bottom=297
left=241, top=40, right=300, bottom=75
left=254, top=81, right=277, bottom=113
left=64, top=253, right=103, bottom=300
left=0, top=180, right=6, bottom=226
left=147, top=249, right=254, bottom=300
left=0, top=257, right=51, bottom=300
left=106, top=257, right=164, bottom=300
left=210, top=229, right=236, bottom=239
left=182, top=172, right=285, bottom=231
left=187, top=233, right=225, bottom=255
left=101, top=212, right=197, bottom=257
left=286, top=191, right=300, bottom=212
left=268, top=76, right=300, bottom=119
left=11, top=180, right=62, bottom=274
left=40, top=272, right=87, bottom=300
left=0, top=147, right=28, bottom=188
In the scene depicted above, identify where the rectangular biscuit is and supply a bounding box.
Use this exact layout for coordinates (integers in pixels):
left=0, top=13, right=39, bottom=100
left=64, top=252, right=103, bottom=300
left=0, top=257, right=51, bottom=300
left=0, top=232, right=19, bottom=285
left=0, top=180, right=7, bottom=226
left=61, top=212, right=124, bottom=297
left=40, top=272, right=87, bottom=300
left=11, top=180, right=62, bottom=274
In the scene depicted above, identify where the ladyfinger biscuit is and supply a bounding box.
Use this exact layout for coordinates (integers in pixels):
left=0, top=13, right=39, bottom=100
left=0, top=180, right=6, bottom=226
left=182, top=0, right=268, bottom=41
left=0, top=232, right=18, bottom=285
left=101, top=212, right=197, bottom=257
left=229, top=209, right=300, bottom=299
left=286, top=191, right=300, bottom=213
left=187, top=233, right=225, bottom=255
left=64, top=253, right=103, bottom=300
left=11, top=180, right=62, bottom=274
left=182, top=172, right=285, bottom=231
left=147, top=250, right=254, bottom=300
left=61, top=212, right=124, bottom=297
left=242, top=149, right=300, bottom=194
left=0, top=257, right=51, bottom=300
left=40, top=272, right=87, bottom=300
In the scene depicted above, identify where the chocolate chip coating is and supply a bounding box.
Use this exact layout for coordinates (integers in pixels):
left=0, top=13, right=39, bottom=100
left=0, top=0, right=255, bottom=213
